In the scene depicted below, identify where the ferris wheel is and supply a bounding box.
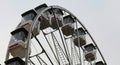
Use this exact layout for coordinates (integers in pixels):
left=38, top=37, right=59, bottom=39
left=5, top=4, right=107, bottom=65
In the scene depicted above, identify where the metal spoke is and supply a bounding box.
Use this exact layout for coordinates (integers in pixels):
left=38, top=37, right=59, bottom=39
left=42, top=31, right=60, bottom=65
left=29, top=59, right=35, bottom=65
left=32, top=33, right=53, bottom=65
left=51, top=32, right=68, bottom=64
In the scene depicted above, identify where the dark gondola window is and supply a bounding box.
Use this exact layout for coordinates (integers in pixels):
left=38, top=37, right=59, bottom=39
left=84, top=44, right=96, bottom=52
left=63, top=15, right=75, bottom=24
left=9, top=36, right=14, bottom=44
left=35, top=3, right=48, bottom=13
left=75, top=27, right=86, bottom=35
left=11, top=28, right=28, bottom=42
left=21, top=9, right=37, bottom=21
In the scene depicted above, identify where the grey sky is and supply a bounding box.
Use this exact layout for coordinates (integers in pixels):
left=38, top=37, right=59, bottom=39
left=0, top=0, right=120, bottom=65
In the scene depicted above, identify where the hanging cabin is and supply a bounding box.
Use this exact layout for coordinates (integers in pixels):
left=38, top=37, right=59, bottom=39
left=35, top=4, right=52, bottom=30
left=8, top=28, right=31, bottom=58
left=34, top=3, right=50, bottom=30
left=84, top=43, right=96, bottom=62
left=73, top=27, right=86, bottom=47
left=61, top=15, right=75, bottom=36
left=50, top=8, right=64, bottom=29
left=18, top=9, right=40, bottom=36
left=39, top=11, right=52, bottom=30
left=5, top=57, right=25, bottom=65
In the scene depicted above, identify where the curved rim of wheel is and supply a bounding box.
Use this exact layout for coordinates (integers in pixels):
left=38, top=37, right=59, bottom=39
left=5, top=4, right=107, bottom=65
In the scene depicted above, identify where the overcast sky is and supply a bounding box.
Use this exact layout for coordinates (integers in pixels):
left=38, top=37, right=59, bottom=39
left=0, top=0, right=120, bottom=65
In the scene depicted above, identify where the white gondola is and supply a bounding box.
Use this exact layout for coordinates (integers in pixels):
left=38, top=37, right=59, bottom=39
left=5, top=57, right=25, bottom=65
left=61, top=15, right=75, bottom=36
left=95, top=61, right=105, bottom=65
left=84, top=43, right=96, bottom=62
left=8, top=28, right=31, bottom=58
left=73, top=27, right=86, bottom=47
left=50, top=8, right=63, bottom=29
left=18, top=9, right=40, bottom=36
